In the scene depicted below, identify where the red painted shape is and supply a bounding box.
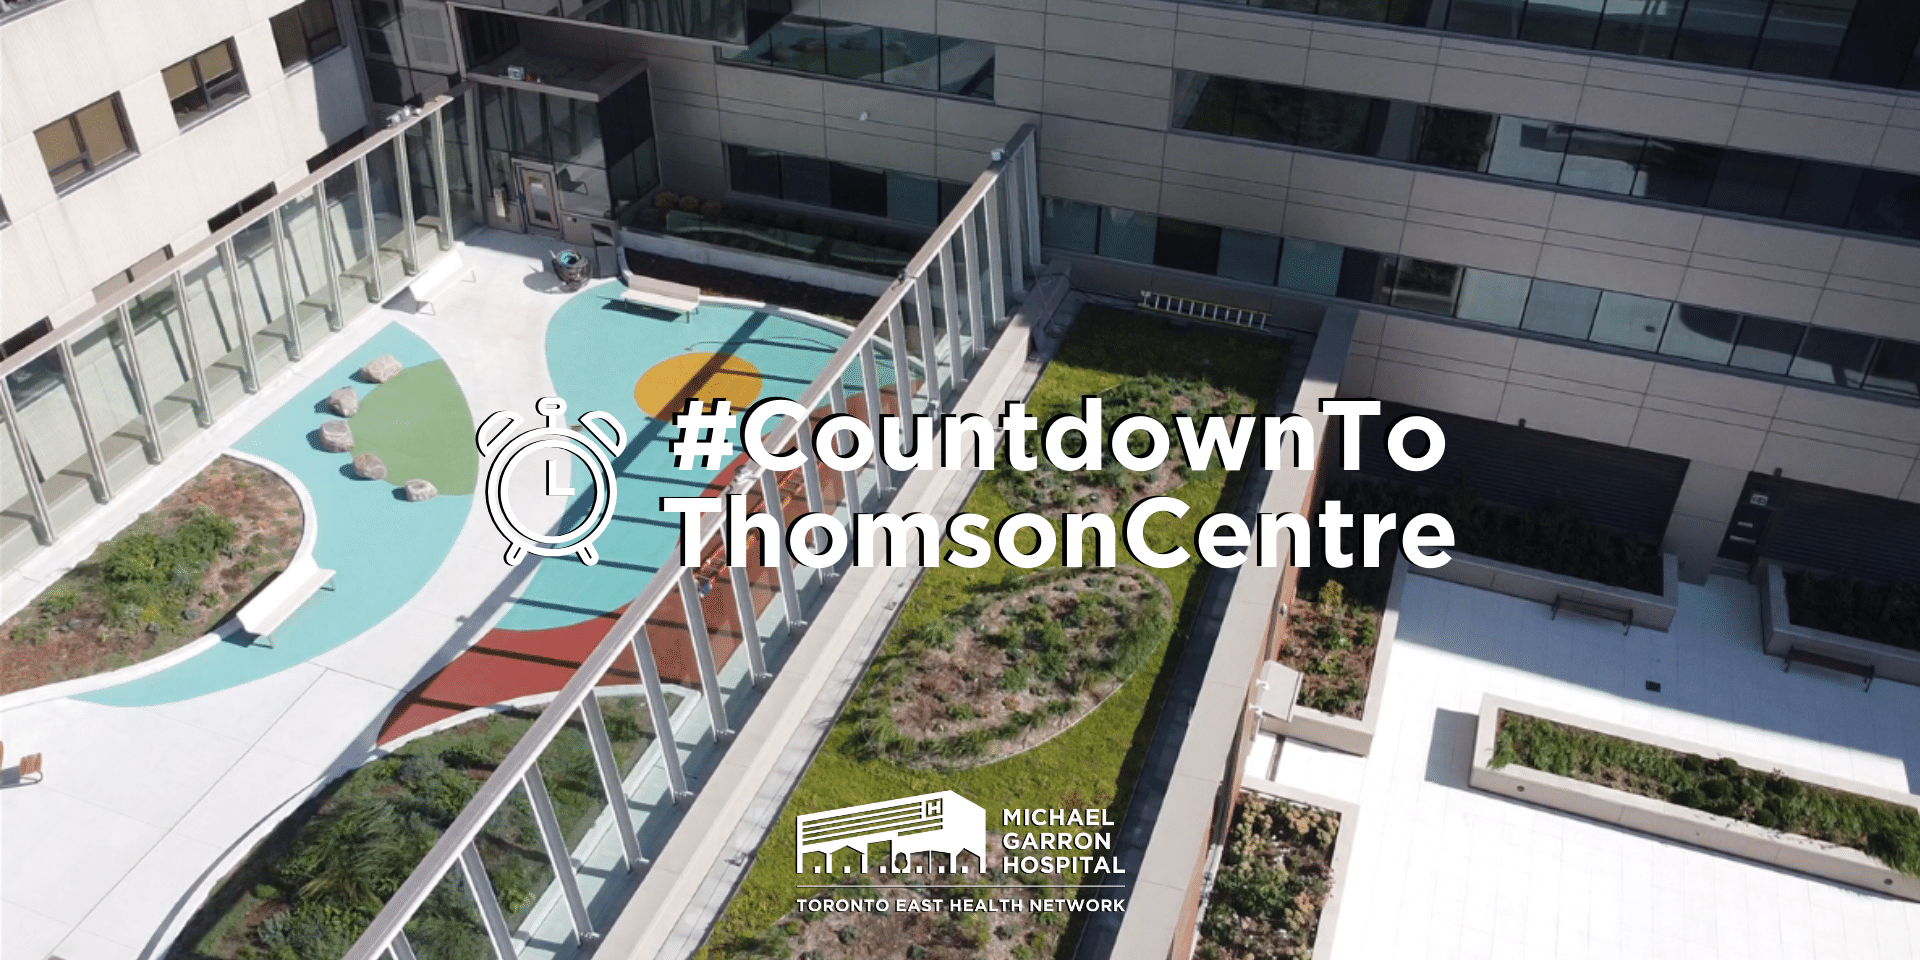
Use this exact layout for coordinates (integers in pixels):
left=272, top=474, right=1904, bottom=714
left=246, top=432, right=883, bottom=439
left=375, top=386, right=903, bottom=745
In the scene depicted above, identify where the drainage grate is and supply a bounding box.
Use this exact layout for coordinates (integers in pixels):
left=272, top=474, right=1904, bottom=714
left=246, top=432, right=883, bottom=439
left=1645, top=680, right=1662, bottom=692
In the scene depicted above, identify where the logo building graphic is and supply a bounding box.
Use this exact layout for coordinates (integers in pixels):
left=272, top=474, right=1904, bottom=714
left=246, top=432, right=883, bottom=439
left=797, top=791, right=986, bottom=875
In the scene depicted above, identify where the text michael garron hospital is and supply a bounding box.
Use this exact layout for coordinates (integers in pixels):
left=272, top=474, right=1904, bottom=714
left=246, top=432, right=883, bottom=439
left=664, top=398, right=1453, bottom=572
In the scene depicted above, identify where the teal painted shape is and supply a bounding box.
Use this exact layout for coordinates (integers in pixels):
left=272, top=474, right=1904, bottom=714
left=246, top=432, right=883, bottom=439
left=79, top=325, right=472, bottom=707
left=495, top=284, right=891, bottom=631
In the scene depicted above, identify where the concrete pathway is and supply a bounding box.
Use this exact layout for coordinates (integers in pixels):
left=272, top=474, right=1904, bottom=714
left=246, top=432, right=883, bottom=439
left=0, top=233, right=572, bottom=960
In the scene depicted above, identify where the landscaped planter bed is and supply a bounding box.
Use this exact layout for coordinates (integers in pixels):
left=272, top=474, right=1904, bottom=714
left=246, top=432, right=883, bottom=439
left=701, top=306, right=1290, bottom=960
left=1197, top=784, right=1359, bottom=960
left=1417, top=548, right=1680, bottom=631
left=1261, top=559, right=1407, bottom=758
left=1470, top=694, right=1920, bottom=901
left=1761, top=563, right=1920, bottom=687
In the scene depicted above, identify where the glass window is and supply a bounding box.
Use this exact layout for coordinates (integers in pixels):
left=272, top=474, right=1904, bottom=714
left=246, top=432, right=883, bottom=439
left=1659, top=304, right=1740, bottom=364
left=1728, top=315, right=1804, bottom=374
left=753, top=17, right=827, bottom=73
left=35, top=96, right=134, bottom=190
left=1097, top=208, right=1157, bottom=264
left=1319, top=0, right=1396, bottom=20
left=1385, top=258, right=1461, bottom=315
left=1172, top=72, right=1238, bottom=137
left=1486, top=117, right=1568, bottom=184
left=272, top=0, right=343, bottom=69
left=1041, top=198, right=1098, bottom=253
left=1153, top=218, right=1223, bottom=274
left=1864, top=341, right=1920, bottom=398
left=1297, top=90, right=1377, bottom=154
left=1455, top=269, right=1530, bottom=327
left=1521, top=0, right=1605, bottom=49
left=1846, top=170, right=1920, bottom=242
left=1415, top=107, right=1497, bottom=173
left=1336, top=249, right=1388, bottom=302
left=1520, top=279, right=1601, bottom=339
left=828, top=161, right=887, bottom=217
left=729, top=145, right=780, bottom=197
left=886, top=170, right=940, bottom=225
left=1217, top=228, right=1281, bottom=285
left=1589, top=290, right=1671, bottom=350
left=1595, top=0, right=1683, bottom=58
left=1751, top=0, right=1854, bottom=79
left=1449, top=0, right=1526, bottom=39
left=1789, top=327, right=1875, bottom=388
left=825, top=23, right=885, bottom=82
left=1236, top=81, right=1305, bottom=145
left=164, top=40, right=247, bottom=126
left=1277, top=238, right=1344, bottom=296
left=1706, top=151, right=1798, bottom=218
left=880, top=28, right=942, bottom=91
left=1636, top=139, right=1721, bottom=206
left=780, top=155, right=831, bottom=207
left=1559, top=127, right=1645, bottom=195
left=1671, top=0, right=1769, bottom=68
left=939, top=38, right=995, bottom=100
left=1781, top=160, right=1862, bottom=227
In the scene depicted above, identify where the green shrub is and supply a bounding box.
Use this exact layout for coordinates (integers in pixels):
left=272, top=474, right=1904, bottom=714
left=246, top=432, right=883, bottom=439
left=1785, top=570, right=1920, bottom=651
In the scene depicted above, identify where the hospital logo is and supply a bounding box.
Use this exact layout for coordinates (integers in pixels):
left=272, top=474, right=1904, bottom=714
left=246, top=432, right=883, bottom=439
left=796, top=791, right=987, bottom=876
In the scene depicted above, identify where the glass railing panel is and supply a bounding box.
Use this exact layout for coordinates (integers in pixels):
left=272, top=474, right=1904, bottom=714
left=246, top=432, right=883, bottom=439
left=177, top=253, right=252, bottom=418
left=125, top=284, right=208, bottom=451
left=279, top=187, right=342, bottom=349
left=230, top=223, right=297, bottom=382
left=68, top=315, right=157, bottom=493
left=404, top=122, right=448, bottom=254
left=5, top=349, right=101, bottom=535
left=366, top=139, right=413, bottom=288
left=325, top=164, right=378, bottom=318
left=0, top=408, right=44, bottom=574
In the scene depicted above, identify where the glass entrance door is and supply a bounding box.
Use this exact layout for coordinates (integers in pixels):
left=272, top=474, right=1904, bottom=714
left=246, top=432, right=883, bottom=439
left=515, top=161, right=561, bottom=236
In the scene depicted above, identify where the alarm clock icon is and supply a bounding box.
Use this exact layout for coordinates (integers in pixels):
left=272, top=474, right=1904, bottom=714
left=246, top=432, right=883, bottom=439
left=476, top=397, right=627, bottom=566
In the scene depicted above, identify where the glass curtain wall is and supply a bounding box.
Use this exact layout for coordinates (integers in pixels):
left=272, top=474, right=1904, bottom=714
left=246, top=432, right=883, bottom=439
left=0, top=92, right=478, bottom=575
left=478, top=73, right=658, bottom=227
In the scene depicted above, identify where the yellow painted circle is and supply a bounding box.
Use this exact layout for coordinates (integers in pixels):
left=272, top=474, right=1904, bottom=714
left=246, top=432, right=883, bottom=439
left=635, top=352, right=763, bottom=422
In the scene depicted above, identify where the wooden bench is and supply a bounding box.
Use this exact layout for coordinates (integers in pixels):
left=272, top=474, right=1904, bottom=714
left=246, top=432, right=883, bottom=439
left=621, top=274, right=701, bottom=317
left=235, top=554, right=336, bottom=645
left=408, top=252, right=474, bottom=314
left=1551, top=594, right=1634, bottom=635
left=1784, top=646, right=1874, bottom=691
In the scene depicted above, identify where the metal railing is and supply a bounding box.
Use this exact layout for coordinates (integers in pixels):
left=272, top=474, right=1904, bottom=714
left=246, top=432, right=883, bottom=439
left=0, top=87, right=482, bottom=576
left=337, top=123, right=1042, bottom=960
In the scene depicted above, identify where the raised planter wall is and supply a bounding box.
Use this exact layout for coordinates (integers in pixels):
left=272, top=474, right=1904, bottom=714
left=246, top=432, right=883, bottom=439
left=1470, top=694, right=1920, bottom=902
left=1760, top=563, right=1920, bottom=687
left=1227, top=779, right=1361, bottom=960
left=1259, top=555, right=1408, bottom=758
left=620, top=228, right=892, bottom=297
left=1415, top=549, right=1680, bottom=631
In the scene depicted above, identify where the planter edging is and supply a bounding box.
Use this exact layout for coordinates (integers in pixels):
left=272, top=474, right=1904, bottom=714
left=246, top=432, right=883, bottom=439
left=1469, top=693, right=1920, bottom=902
left=1413, top=549, right=1680, bottom=631
left=1760, top=563, right=1920, bottom=688
left=1227, top=779, right=1361, bottom=960
left=1260, top=555, right=1407, bottom=757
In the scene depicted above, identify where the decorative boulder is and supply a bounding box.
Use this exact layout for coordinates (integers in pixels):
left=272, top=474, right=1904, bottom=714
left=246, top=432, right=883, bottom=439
left=318, top=419, right=354, bottom=452
left=353, top=453, right=387, bottom=480
left=361, top=354, right=403, bottom=383
left=403, top=478, right=437, bottom=502
left=327, top=387, right=360, bottom=417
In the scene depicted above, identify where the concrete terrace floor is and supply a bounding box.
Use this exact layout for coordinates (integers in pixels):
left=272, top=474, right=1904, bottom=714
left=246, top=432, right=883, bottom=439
left=0, top=231, right=854, bottom=960
left=1247, top=571, right=1920, bottom=960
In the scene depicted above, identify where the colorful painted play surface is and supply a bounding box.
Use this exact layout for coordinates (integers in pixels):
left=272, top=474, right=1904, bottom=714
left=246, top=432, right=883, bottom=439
left=79, top=326, right=473, bottom=707
left=497, top=286, right=879, bottom=632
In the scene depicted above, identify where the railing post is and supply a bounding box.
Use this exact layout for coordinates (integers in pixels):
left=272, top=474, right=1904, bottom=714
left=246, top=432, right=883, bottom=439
left=430, top=110, right=454, bottom=252
left=388, top=931, right=419, bottom=960
left=0, top=385, right=56, bottom=543
left=355, top=156, right=385, bottom=302
left=457, top=843, right=518, bottom=960
left=678, top=569, right=734, bottom=742
left=114, top=304, right=164, bottom=462
left=170, top=273, right=215, bottom=426
left=218, top=241, right=261, bottom=393
left=885, top=303, right=917, bottom=418
left=827, top=386, right=865, bottom=515
left=980, top=189, right=1007, bottom=329
left=394, top=136, right=421, bottom=273
left=721, top=527, right=770, bottom=685
left=54, top=340, right=112, bottom=503
left=758, top=468, right=806, bottom=629
left=268, top=208, right=305, bottom=359
left=911, top=280, right=940, bottom=413
left=1021, top=137, right=1042, bottom=277
left=523, top=764, right=598, bottom=939
left=858, top=340, right=893, bottom=496
left=627, top=626, right=692, bottom=801
left=314, top=180, right=347, bottom=331
left=580, top=690, right=646, bottom=868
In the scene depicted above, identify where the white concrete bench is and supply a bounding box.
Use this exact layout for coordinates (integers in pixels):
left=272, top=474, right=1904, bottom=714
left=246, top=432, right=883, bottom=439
left=235, top=554, right=336, bottom=642
left=408, top=252, right=474, bottom=314
left=621, top=274, right=701, bottom=317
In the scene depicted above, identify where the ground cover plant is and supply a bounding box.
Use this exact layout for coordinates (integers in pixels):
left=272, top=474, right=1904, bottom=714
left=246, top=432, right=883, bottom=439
left=1784, top=569, right=1920, bottom=651
left=0, top=456, right=299, bottom=694
left=1271, top=578, right=1379, bottom=718
left=1197, top=793, right=1341, bottom=960
left=1494, top=711, right=1920, bottom=879
left=699, top=306, right=1288, bottom=960
left=847, top=566, right=1171, bottom=769
left=170, top=695, right=672, bottom=960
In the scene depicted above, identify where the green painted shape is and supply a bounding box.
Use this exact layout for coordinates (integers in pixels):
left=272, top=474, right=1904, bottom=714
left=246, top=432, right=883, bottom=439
left=351, top=359, right=479, bottom=495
